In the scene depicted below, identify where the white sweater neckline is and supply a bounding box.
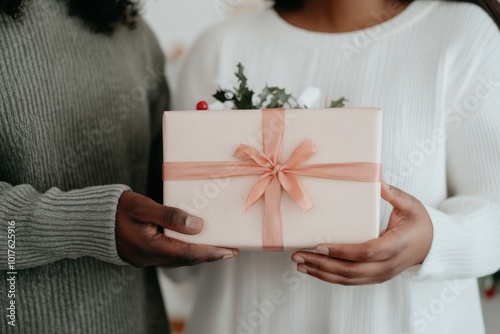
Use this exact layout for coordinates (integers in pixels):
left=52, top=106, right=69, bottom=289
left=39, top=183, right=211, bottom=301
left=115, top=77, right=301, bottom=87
left=261, top=1, right=438, bottom=46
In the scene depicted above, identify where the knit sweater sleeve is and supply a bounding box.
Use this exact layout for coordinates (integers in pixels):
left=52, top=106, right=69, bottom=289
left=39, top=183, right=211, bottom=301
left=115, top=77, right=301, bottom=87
left=0, top=19, right=168, bottom=270
left=403, top=13, right=500, bottom=281
left=0, top=183, right=130, bottom=270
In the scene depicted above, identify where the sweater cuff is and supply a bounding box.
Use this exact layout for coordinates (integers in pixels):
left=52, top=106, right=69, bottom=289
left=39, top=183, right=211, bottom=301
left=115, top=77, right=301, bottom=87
left=400, top=204, right=457, bottom=281
left=20, top=185, right=131, bottom=267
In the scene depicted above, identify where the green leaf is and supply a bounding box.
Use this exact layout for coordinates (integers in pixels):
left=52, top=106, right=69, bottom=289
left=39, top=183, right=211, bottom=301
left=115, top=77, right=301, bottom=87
left=277, top=89, right=292, bottom=104
left=234, top=88, right=255, bottom=109
left=213, top=89, right=231, bottom=103
left=235, top=63, right=248, bottom=92
left=267, top=93, right=282, bottom=108
left=329, top=97, right=348, bottom=108
left=256, top=85, right=272, bottom=108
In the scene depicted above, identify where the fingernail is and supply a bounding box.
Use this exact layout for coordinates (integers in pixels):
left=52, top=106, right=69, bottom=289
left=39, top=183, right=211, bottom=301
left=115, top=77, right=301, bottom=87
left=297, top=266, right=308, bottom=274
left=316, top=245, right=329, bottom=256
left=223, top=254, right=235, bottom=260
left=186, top=215, right=203, bottom=230
left=382, top=181, right=391, bottom=192
left=292, top=255, right=305, bottom=264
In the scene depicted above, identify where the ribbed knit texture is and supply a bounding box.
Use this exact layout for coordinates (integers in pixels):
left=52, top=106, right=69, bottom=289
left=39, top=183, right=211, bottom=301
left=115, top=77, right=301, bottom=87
left=0, top=0, right=169, bottom=333
left=168, top=2, right=500, bottom=333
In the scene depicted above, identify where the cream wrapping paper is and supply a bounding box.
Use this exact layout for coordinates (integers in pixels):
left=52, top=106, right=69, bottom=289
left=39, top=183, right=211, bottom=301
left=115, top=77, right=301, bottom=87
left=163, top=108, right=382, bottom=251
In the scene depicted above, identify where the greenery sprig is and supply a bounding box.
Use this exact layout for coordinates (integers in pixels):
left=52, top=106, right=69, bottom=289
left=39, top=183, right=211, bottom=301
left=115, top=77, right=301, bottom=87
left=212, top=63, right=347, bottom=109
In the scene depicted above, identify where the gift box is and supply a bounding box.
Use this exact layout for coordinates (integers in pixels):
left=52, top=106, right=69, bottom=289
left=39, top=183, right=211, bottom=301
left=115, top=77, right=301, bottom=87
left=163, top=108, right=382, bottom=251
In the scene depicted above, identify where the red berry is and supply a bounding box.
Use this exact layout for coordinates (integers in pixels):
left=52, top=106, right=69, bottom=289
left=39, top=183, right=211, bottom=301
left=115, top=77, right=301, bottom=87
left=486, top=286, right=496, bottom=298
left=196, top=101, right=209, bottom=110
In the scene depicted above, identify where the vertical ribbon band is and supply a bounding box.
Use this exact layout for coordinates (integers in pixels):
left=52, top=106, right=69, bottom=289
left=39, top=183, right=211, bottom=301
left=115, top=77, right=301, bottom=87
left=163, top=108, right=381, bottom=251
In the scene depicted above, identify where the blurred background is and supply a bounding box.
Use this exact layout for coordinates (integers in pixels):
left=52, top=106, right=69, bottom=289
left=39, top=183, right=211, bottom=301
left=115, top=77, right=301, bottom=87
left=141, top=1, right=500, bottom=333
left=143, top=0, right=267, bottom=96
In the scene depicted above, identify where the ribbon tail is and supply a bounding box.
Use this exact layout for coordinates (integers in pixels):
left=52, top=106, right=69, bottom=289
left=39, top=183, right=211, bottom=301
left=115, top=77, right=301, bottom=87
left=263, top=177, right=284, bottom=251
left=278, top=173, right=313, bottom=211
left=243, top=174, right=274, bottom=212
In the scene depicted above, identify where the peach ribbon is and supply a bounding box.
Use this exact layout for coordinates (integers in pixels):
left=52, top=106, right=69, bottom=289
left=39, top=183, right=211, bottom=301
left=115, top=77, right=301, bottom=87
left=163, top=108, right=381, bottom=251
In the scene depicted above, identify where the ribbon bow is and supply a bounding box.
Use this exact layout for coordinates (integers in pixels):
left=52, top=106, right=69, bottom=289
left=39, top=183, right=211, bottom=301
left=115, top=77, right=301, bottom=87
left=234, top=139, right=316, bottom=213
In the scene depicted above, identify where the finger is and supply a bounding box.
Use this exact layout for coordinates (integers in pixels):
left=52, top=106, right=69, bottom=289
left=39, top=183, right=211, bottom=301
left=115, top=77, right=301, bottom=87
left=291, top=252, right=397, bottom=279
left=148, top=202, right=204, bottom=235
left=309, top=234, right=403, bottom=262
left=153, top=233, right=239, bottom=267
left=123, top=193, right=205, bottom=235
left=381, top=182, right=414, bottom=211
left=296, top=263, right=395, bottom=286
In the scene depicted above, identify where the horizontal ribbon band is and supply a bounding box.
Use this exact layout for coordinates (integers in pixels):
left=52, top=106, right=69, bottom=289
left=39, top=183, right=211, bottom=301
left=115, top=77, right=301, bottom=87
left=163, top=161, right=380, bottom=182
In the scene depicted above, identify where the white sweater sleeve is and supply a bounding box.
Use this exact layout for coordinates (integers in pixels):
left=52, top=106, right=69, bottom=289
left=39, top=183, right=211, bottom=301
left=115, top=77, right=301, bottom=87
left=403, top=17, right=500, bottom=281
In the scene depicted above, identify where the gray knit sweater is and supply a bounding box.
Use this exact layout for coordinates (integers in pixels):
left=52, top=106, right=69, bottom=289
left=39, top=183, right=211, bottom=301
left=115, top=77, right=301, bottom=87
left=0, top=1, right=170, bottom=333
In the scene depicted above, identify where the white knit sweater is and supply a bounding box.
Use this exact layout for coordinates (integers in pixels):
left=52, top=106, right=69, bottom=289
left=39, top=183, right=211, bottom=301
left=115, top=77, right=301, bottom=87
left=167, top=2, right=500, bottom=333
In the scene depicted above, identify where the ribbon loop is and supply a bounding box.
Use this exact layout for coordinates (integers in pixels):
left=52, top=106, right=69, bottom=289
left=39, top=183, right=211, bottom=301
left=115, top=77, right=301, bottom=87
left=281, top=139, right=316, bottom=170
left=234, top=144, right=272, bottom=167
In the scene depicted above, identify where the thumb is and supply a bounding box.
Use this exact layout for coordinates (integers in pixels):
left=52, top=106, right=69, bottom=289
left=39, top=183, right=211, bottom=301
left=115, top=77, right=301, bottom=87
left=381, top=181, right=412, bottom=211
left=152, top=204, right=204, bottom=235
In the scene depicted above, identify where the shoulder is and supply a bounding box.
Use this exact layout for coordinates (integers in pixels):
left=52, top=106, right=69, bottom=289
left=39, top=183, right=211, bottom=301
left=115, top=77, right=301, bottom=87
left=426, top=1, right=498, bottom=38
left=131, top=18, right=163, bottom=50
left=127, top=18, right=166, bottom=68
left=423, top=2, right=500, bottom=104
left=417, top=1, right=500, bottom=62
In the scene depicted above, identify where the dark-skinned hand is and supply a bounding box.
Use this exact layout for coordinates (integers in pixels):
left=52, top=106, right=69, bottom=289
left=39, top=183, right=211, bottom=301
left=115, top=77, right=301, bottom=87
left=116, top=191, right=239, bottom=267
left=291, top=182, right=433, bottom=285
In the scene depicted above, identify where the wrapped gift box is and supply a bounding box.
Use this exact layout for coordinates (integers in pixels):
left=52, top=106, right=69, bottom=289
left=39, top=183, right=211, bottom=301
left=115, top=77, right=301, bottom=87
left=163, top=108, right=382, bottom=251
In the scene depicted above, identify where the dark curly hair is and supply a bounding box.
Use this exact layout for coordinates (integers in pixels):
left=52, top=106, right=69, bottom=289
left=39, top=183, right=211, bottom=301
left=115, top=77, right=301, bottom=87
left=0, top=0, right=140, bottom=34
left=272, top=0, right=500, bottom=29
